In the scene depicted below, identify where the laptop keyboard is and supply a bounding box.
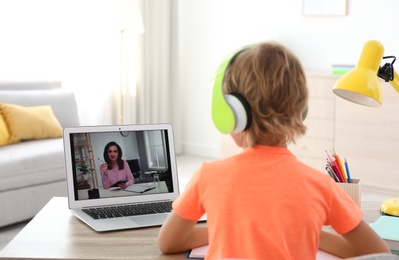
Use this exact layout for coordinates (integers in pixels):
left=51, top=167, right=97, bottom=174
left=82, top=201, right=173, bottom=220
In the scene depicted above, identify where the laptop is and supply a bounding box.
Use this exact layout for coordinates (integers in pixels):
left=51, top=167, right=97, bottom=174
left=63, top=123, right=180, bottom=232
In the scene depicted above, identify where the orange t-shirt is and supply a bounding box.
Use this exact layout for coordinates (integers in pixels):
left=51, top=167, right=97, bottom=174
left=173, top=146, right=363, bottom=259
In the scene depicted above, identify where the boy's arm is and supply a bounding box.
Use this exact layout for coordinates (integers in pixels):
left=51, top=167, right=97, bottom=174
left=158, top=212, right=208, bottom=254
left=320, top=220, right=390, bottom=258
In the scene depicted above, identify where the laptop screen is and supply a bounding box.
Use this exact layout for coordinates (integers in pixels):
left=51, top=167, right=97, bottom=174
left=63, top=124, right=179, bottom=208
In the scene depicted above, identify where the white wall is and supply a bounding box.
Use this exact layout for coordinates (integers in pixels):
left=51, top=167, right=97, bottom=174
left=177, top=0, right=399, bottom=158
left=1, top=0, right=398, bottom=159
left=0, top=0, right=124, bottom=125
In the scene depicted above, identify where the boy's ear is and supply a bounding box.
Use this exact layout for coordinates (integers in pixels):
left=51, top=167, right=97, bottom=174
left=211, top=46, right=252, bottom=134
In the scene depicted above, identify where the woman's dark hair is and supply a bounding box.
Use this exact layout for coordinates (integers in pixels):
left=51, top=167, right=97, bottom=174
left=103, top=141, right=124, bottom=170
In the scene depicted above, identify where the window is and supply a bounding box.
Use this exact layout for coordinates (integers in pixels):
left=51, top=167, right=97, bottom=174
left=145, top=130, right=167, bottom=170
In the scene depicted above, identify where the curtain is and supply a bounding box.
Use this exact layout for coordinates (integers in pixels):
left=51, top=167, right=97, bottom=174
left=136, top=0, right=173, bottom=124
left=123, top=0, right=182, bottom=153
left=118, top=0, right=144, bottom=125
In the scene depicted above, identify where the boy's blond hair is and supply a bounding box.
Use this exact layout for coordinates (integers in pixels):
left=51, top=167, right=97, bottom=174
left=224, top=41, right=308, bottom=147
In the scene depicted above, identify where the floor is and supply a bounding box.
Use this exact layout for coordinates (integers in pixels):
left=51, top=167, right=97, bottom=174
left=0, top=154, right=397, bottom=252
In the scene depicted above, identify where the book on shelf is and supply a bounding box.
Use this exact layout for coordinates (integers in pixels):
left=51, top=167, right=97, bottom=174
left=331, top=64, right=355, bottom=75
left=370, top=215, right=399, bottom=254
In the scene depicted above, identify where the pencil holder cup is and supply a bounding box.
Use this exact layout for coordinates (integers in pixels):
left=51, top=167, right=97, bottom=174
left=337, top=179, right=361, bottom=208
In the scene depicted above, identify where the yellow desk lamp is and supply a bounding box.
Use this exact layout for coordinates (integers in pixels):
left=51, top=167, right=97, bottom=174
left=332, top=40, right=399, bottom=217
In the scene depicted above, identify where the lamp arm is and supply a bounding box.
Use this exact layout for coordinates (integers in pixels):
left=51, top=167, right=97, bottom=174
left=389, top=70, right=399, bottom=95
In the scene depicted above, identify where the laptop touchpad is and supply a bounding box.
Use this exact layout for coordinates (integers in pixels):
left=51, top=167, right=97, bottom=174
left=131, top=214, right=168, bottom=226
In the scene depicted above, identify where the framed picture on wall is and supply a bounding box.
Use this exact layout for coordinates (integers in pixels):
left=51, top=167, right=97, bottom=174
left=303, top=0, right=347, bottom=16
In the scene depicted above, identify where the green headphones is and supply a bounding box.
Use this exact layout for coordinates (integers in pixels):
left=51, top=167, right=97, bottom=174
left=211, top=45, right=308, bottom=134
left=212, top=46, right=253, bottom=134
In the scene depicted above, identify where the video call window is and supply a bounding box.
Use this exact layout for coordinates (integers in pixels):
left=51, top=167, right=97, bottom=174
left=69, top=129, right=173, bottom=200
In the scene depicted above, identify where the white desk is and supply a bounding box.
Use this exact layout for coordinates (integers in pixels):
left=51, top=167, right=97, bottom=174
left=0, top=197, right=188, bottom=260
left=0, top=197, right=385, bottom=259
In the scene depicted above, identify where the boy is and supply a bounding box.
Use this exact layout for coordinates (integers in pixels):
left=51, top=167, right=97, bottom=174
left=158, top=41, right=390, bottom=259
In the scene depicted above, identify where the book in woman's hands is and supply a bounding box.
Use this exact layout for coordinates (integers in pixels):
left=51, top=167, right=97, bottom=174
left=110, top=180, right=128, bottom=187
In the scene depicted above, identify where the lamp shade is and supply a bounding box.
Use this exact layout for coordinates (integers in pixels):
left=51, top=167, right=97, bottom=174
left=332, top=40, right=384, bottom=107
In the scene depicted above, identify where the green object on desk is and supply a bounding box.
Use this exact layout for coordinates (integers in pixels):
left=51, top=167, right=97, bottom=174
left=370, top=215, right=399, bottom=252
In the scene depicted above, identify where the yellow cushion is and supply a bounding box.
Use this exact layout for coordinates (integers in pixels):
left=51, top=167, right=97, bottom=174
left=0, top=103, right=62, bottom=143
left=0, top=114, right=13, bottom=146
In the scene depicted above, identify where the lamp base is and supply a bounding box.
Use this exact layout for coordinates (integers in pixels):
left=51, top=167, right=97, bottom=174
left=381, top=198, right=399, bottom=217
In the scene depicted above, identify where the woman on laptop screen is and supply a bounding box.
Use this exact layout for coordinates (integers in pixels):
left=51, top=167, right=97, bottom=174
left=100, top=141, right=134, bottom=189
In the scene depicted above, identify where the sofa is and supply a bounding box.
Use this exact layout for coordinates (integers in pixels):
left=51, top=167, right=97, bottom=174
left=0, top=81, right=79, bottom=227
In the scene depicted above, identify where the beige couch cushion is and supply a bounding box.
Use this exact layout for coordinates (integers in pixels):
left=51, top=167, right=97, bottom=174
left=0, top=89, right=79, bottom=127
left=0, top=103, right=62, bottom=145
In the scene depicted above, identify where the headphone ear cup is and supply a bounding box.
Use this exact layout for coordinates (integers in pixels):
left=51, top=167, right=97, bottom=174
left=224, top=93, right=252, bottom=133
left=211, top=46, right=252, bottom=134
left=211, top=56, right=239, bottom=134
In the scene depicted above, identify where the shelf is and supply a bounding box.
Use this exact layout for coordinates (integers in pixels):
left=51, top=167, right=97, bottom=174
left=73, top=133, right=99, bottom=191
